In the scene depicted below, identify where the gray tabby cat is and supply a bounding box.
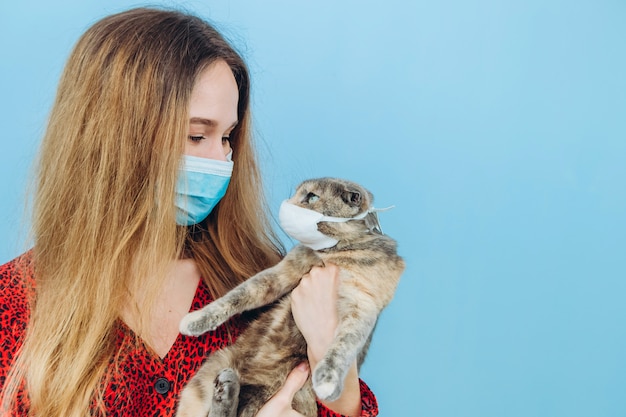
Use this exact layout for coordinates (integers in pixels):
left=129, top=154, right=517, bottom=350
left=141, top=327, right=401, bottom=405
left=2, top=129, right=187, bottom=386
left=176, top=177, right=405, bottom=417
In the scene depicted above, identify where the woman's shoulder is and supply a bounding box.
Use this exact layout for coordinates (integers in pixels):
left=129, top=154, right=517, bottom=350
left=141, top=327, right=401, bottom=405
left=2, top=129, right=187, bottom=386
left=0, top=251, right=34, bottom=383
left=0, top=250, right=35, bottom=300
left=0, top=251, right=35, bottom=336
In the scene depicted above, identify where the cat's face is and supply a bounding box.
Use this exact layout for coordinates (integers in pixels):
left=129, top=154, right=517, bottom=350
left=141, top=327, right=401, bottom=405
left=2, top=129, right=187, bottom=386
left=287, top=177, right=374, bottom=218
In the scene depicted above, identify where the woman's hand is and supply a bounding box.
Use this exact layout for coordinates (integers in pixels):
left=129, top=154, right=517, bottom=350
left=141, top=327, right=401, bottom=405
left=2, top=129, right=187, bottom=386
left=291, top=264, right=340, bottom=362
left=256, top=363, right=310, bottom=417
left=290, top=264, right=362, bottom=417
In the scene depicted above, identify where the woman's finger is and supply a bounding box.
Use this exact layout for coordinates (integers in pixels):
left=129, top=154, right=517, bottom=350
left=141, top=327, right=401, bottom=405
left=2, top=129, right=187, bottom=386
left=255, top=363, right=309, bottom=417
left=275, top=362, right=310, bottom=402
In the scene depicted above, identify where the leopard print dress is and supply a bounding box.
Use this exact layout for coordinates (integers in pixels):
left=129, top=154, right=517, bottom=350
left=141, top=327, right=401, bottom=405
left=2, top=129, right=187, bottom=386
left=0, top=252, right=378, bottom=417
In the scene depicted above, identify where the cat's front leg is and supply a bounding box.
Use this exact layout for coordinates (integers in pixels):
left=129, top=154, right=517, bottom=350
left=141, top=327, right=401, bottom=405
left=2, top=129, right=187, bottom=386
left=179, top=297, right=237, bottom=337
left=312, top=311, right=378, bottom=401
left=180, top=264, right=285, bottom=336
left=181, top=244, right=322, bottom=337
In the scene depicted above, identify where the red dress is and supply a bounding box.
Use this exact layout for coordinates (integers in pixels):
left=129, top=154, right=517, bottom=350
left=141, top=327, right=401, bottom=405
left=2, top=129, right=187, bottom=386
left=0, top=253, right=378, bottom=416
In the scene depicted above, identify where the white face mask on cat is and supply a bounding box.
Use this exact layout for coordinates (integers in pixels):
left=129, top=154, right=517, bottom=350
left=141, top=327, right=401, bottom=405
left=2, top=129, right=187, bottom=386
left=279, top=201, right=382, bottom=250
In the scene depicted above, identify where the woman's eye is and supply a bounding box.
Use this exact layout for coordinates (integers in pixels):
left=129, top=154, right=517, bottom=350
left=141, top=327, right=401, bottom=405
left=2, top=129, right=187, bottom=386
left=222, top=136, right=231, bottom=144
left=188, top=135, right=205, bottom=142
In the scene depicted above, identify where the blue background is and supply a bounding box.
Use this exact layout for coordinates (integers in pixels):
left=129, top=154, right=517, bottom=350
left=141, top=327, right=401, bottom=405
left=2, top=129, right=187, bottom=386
left=1, top=1, right=625, bottom=416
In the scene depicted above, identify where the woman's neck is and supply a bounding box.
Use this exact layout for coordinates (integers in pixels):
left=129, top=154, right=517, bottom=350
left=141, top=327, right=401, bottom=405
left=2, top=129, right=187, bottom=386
left=121, top=258, right=202, bottom=358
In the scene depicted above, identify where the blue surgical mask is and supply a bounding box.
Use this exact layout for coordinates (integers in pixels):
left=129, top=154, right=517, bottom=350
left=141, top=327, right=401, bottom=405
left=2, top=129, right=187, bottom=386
left=175, top=153, right=233, bottom=226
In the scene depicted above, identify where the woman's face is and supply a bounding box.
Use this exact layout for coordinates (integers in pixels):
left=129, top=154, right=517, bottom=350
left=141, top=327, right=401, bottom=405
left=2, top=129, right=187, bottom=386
left=185, top=60, right=239, bottom=160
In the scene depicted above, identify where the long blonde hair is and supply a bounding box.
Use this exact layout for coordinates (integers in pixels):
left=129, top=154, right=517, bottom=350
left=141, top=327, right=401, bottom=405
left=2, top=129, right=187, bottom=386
left=2, top=8, right=283, bottom=416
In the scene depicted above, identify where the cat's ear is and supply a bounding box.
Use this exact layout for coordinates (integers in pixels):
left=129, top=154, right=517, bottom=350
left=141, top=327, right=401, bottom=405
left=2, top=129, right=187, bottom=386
left=342, top=190, right=362, bottom=207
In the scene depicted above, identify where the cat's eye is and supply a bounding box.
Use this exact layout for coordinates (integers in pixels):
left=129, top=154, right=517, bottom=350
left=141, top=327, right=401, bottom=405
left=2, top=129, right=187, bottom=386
left=305, top=192, right=319, bottom=203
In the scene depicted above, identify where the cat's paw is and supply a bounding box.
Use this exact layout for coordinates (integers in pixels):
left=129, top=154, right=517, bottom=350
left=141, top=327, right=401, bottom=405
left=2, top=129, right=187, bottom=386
left=212, top=368, right=240, bottom=407
left=312, top=361, right=344, bottom=402
left=291, top=244, right=325, bottom=268
left=179, top=309, right=226, bottom=336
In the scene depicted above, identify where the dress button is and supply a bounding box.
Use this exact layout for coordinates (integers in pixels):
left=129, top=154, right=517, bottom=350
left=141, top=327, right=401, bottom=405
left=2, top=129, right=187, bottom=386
left=155, top=377, right=171, bottom=395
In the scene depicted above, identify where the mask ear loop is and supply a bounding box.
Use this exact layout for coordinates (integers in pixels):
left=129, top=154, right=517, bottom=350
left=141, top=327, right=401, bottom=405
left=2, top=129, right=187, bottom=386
left=364, top=212, right=383, bottom=234
left=361, top=206, right=394, bottom=235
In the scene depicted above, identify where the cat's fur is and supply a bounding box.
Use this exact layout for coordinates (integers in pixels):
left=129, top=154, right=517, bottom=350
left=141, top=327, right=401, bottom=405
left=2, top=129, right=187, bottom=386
left=176, top=177, right=405, bottom=417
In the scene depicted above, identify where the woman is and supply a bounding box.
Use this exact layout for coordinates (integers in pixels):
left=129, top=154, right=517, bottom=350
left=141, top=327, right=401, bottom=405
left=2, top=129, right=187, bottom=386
left=0, top=7, right=377, bottom=417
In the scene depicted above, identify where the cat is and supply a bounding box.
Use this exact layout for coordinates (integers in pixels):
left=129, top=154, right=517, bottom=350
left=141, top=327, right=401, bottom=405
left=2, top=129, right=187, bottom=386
left=176, top=177, right=405, bottom=417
